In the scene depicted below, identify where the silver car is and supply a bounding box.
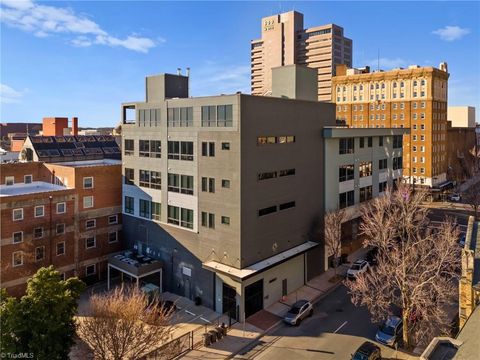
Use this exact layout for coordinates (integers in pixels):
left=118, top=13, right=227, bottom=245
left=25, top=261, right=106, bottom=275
left=283, top=299, right=313, bottom=326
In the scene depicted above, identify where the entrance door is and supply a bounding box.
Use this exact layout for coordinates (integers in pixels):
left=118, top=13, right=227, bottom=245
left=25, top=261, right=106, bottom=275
left=245, top=279, right=264, bottom=318
left=184, top=279, right=191, bottom=299
left=222, top=283, right=237, bottom=320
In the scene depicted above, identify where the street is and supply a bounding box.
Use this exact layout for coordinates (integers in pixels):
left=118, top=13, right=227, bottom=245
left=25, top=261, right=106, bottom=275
left=237, top=285, right=415, bottom=360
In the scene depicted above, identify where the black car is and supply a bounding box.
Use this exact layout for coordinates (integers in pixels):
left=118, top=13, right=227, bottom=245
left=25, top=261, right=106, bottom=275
left=351, top=341, right=381, bottom=360
left=366, top=247, right=379, bottom=266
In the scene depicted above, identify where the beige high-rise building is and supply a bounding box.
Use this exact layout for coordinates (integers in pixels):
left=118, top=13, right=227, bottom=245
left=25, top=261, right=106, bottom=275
left=251, top=11, right=352, bottom=101
left=332, top=63, right=450, bottom=188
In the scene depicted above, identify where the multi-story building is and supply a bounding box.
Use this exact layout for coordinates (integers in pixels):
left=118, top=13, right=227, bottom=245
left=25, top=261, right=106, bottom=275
left=251, top=11, right=352, bottom=101
left=1, top=143, right=122, bottom=296
left=332, top=63, right=450, bottom=188
left=120, top=69, right=336, bottom=320
left=323, top=127, right=408, bottom=267
left=448, top=106, right=476, bottom=128
left=446, top=122, right=478, bottom=182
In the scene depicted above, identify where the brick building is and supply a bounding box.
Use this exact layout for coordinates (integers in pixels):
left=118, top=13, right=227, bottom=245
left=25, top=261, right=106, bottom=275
left=1, top=159, right=123, bottom=296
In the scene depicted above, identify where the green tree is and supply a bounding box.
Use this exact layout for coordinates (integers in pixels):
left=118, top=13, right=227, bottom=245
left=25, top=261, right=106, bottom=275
left=0, top=266, right=85, bottom=359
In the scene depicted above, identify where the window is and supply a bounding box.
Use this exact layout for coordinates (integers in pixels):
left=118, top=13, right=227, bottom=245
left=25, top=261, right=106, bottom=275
left=12, top=251, right=23, bottom=267
left=221, top=216, right=230, bottom=225
left=13, top=231, right=23, bottom=244
left=359, top=137, right=365, bottom=148
left=217, top=105, right=233, bottom=127
left=208, top=213, right=215, bottom=229
left=108, top=215, right=118, bottom=224
left=360, top=186, right=373, bottom=202
left=222, top=179, right=230, bottom=188
left=421, top=124, right=425, bottom=130
left=125, top=168, right=134, bottom=185
left=56, top=223, right=65, bottom=235
left=83, top=177, right=93, bottom=189
left=125, top=196, right=134, bottom=214
left=24, top=175, right=32, bottom=184
left=56, top=202, right=66, bottom=214
left=420, top=168, right=425, bottom=174
left=167, top=205, right=180, bottom=226
left=151, top=202, right=161, bottom=221
left=181, top=141, right=194, bottom=161
left=208, top=178, right=215, bottom=193
left=258, top=206, right=277, bottom=217
left=420, top=135, right=425, bottom=141
left=379, top=158, right=388, bottom=170
left=34, top=227, right=43, bottom=239
left=5, top=176, right=14, bottom=185
left=201, top=212, right=208, bottom=227
left=413, top=124, right=417, bottom=130
left=367, top=137, right=372, bottom=147
left=258, top=171, right=277, bottom=181
left=221, top=142, right=230, bottom=150
left=339, top=164, right=354, bottom=182
left=279, top=168, right=295, bottom=177
left=393, top=156, right=403, bottom=170
left=279, top=201, right=295, bottom=210
left=57, top=242, right=65, bottom=256
left=201, top=106, right=216, bottom=127
left=139, top=199, right=150, bottom=218
left=393, top=135, right=403, bottom=148
left=13, top=208, right=23, bottom=221
left=168, top=141, right=180, bottom=159
left=379, top=181, right=388, bottom=193
left=86, top=264, right=96, bottom=276
left=124, top=139, right=134, bottom=155
left=139, top=170, right=151, bottom=188
left=359, top=162, right=372, bottom=177
left=147, top=140, right=161, bottom=158
left=35, top=246, right=45, bottom=262
left=83, top=196, right=94, bottom=208
left=167, top=173, right=179, bottom=193
left=339, top=190, right=354, bottom=209
left=86, top=236, right=96, bottom=249
left=85, top=219, right=96, bottom=229
left=181, top=208, right=194, bottom=229
left=379, top=136, right=384, bottom=146
left=108, top=231, right=118, bottom=243
left=339, top=138, right=354, bottom=154
left=34, top=205, right=45, bottom=218
left=139, top=140, right=150, bottom=157
left=257, top=136, right=295, bottom=145
left=168, top=107, right=193, bottom=127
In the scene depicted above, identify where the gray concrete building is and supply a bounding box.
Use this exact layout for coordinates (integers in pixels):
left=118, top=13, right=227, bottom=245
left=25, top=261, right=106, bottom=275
left=323, top=127, right=408, bottom=268
left=120, top=71, right=336, bottom=320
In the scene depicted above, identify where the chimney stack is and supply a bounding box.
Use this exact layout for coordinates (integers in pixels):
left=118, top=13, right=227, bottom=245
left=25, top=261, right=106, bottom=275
left=72, top=117, right=78, bottom=136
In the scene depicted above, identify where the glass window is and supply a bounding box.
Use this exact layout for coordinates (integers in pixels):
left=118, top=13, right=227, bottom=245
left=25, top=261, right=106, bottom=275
left=360, top=186, right=373, bottom=202
left=139, top=199, right=150, bottom=218
left=56, top=242, right=65, bottom=256
left=201, top=212, right=208, bottom=227
left=83, top=196, right=94, bottom=208
left=124, top=139, right=134, bottom=155
left=339, top=138, right=354, bottom=154
left=217, top=105, right=233, bottom=127
left=86, top=236, right=96, bottom=249
left=181, top=208, right=194, bottom=229
left=168, top=173, right=180, bottom=192
left=339, top=190, right=354, bottom=209
left=24, top=175, right=32, bottom=184
left=339, top=164, right=354, bottom=182
left=124, top=196, right=134, bottom=214
left=379, top=158, right=388, bottom=170
left=167, top=205, right=180, bottom=225
left=108, top=215, right=118, bottom=224
left=12, top=251, right=23, bottom=267
left=208, top=178, right=215, bottom=193
left=221, top=216, right=230, bottom=225
left=279, top=201, right=296, bottom=210
left=56, top=202, right=66, bottom=214
left=139, top=170, right=151, bottom=188
left=108, top=231, right=118, bottom=243
left=35, top=246, right=45, bottom=261
left=222, top=179, right=230, bottom=188
left=6, top=176, right=15, bottom=185
left=201, top=106, right=216, bottom=127
left=86, top=264, right=96, bottom=276
left=181, top=175, right=194, bottom=195
left=359, top=161, right=372, bottom=177
left=85, top=219, right=96, bottom=229
left=56, top=223, right=65, bottom=234
left=181, top=141, right=194, bottom=161
left=125, top=168, right=134, bottom=185
left=151, top=202, right=161, bottom=221
left=167, top=141, right=180, bottom=160
left=34, top=205, right=44, bottom=218
left=208, top=213, right=215, bottom=228
left=221, top=142, right=230, bottom=150
left=34, top=227, right=43, bottom=239
left=13, top=231, right=23, bottom=244
left=139, top=140, right=150, bottom=157
left=258, top=206, right=277, bottom=217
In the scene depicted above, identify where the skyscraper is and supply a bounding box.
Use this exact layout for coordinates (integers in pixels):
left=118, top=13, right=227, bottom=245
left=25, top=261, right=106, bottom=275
left=251, top=11, right=352, bottom=101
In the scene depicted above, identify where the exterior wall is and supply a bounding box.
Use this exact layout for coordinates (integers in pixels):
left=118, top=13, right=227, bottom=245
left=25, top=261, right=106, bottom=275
left=446, top=126, right=477, bottom=182
left=333, top=66, right=449, bottom=187
left=448, top=106, right=476, bottom=128
left=42, top=117, right=69, bottom=136
left=0, top=161, right=123, bottom=296
left=251, top=11, right=352, bottom=101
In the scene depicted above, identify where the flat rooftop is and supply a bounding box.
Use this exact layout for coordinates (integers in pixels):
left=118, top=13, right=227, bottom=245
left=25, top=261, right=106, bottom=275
left=52, top=159, right=122, bottom=167
left=0, top=181, right=68, bottom=197
left=323, top=126, right=409, bottom=138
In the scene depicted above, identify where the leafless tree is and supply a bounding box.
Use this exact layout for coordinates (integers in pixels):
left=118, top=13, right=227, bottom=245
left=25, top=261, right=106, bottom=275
left=76, top=286, right=176, bottom=360
left=463, top=181, right=480, bottom=220
left=325, top=208, right=347, bottom=276
left=345, top=185, right=460, bottom=349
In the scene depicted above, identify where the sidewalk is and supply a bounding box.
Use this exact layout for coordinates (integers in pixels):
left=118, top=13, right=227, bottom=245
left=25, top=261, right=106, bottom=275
left=182, top=247, right=369, bottom=359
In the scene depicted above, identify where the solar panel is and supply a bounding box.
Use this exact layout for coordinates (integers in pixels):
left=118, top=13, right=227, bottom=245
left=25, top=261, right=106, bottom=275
left=64, top=136, right=75, bottom=142
left=61, top=149, right=74, bottom=156
left=72, top=148, right=84, bottom=156
left=42, top=137, right=54, bottom=143
left=48, top=149, right=61, bottom=156
left=74, top=142, right=85, bottom=148
left=102, top=147, right=114, bottom=154
left=55, top=136, right=66, bottom=142
left=96, top=136, right=106, bottom=142
left=84, top=148, right=103, bottom=155
left=111, top=147, right=121, bottom=154
left=104, top=135, right=114, bottom=142
left=37, top=150, right=50, bottom=157
left=31, top=137, right=43, bottom=143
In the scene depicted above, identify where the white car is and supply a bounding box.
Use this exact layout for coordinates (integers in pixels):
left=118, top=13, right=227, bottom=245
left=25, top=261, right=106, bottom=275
left=283, top=300, right=313, bottom=326
left=346, top=260, right=369, bottom=280
left=448, top=193, right=461, bottom=202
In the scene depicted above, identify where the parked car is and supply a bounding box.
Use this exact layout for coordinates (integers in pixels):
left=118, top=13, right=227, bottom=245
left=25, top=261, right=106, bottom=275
left=346, top=260, right=369, bottom=280
left=283, top=299, right=313, bottom=326
left=458, top=234, right=466, bottom=247
left=448, top=193, right=461, bottom=202
left=366, top=247, right=379, bottom=266
left=375, top=315, right=403, bottom=347
left=351, top=341, right=382, bottom=360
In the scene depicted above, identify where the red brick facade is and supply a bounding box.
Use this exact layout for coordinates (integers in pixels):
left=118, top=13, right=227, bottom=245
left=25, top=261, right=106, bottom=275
left=1, top=161, right=123, bottom=297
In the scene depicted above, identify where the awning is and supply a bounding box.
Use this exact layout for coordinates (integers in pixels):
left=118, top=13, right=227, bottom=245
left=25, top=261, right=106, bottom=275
left=203, top=241, right=318, bottom=282
left=435, top=180, right=454, bottom=190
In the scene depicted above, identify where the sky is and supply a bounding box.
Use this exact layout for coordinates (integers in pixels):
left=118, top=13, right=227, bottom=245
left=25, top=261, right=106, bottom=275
left=1, top=0, right=479, bottom=127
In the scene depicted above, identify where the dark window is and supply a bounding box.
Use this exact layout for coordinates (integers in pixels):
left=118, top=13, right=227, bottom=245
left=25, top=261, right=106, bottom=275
left=360, top=186, right=373, bottom=202
left=124, top=139, right=134, bottom=155
left=56, top=223, right=65, bottom=235
left=217, top=105, right=233, bottom=127
left=108, top=231, right=118, bottom=243
left=339, top=190, right=355, bottom=209
left=222, top=179, right=230, bottom=188
left=258, top=171, right=277, bottom=181
left=139, top=199, right=150, bottom=218
left=56, top=242, right=65, bottom=256
left=379, top=136, right=384, bottom=146
left=258, top=206, right=277, bottom=217
left=201, top=177, right=208, bottom=192
left=85, top=219, right=96, bottom=229
left=168, top=173, right=179, bottom=192
left=209, top=142, right=215, bottom=157
left=201, top=212, right=208, bottom=227
left=379, top=181, right=388, bottom=193
left=139, top=170, right=151, bottom=188
left=181, top=175, right=194, bottom=195
left=201, top=106, right=216, bottom=127
left=367, top=137, right=372, bottom=147
left=151, top=202, right=161, bottom=220
left=279, top=201, right=295, bottom=210
left=167, top=205, right=180, bottom=225
left=339, top=138, right=354, bottom=154
left=359, top=137, right=365, bottom=148
left=125, top=168, right=134, bottom=185
left=35, top=246, right=45, bottom=261
left=108, top=215, right=118, bottom=224
left=86, top=236, right=96, bottom=249
left=202, top=142, right=208, bottom=156
left=180, top=141, right=194, bottom=161
left=13, top=232, right=23, bottom=243
left=139, top=140, right=150, bottom=157
left=150, top=140, right=161, bottom=158
left=34, top=227, right=43, bottom=239
left=279, top=168, right=295, bottom=177
left=167, top=141, right=180, bottom=160
left=379, top=159, right=388, bottom=170
left=208, top=213, right=215, bottom=229
left=181, top=208, right=194, bottom=229
left=151, top=171, right=161, bottom=189
left=208, top=178, right=215, bottom=193
left=393, top=156, right=403, bottom=170
left=222, top=142, right=230, bottom=150
left=393, top=135, right=403, bottom=149
left=221, top=216, right=230, bottom=225
left=124, top=196, right=134, bottom=214
left=339, top=164, right=354, bottom=182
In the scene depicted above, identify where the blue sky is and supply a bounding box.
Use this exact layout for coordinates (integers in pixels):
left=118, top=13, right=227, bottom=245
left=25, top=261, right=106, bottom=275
left=1, top=0, right=479, bottom=127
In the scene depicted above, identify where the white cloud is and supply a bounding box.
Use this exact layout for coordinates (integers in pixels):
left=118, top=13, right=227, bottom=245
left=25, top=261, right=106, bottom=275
left=190, top=63, right=251, bottom=96
left=0, top=84, right=25, bottom=104
left=432, top=26, right=470, bottom=42
left=365, top=57, right=409, bottom=70
left=1, top=0, right=158, bottom=53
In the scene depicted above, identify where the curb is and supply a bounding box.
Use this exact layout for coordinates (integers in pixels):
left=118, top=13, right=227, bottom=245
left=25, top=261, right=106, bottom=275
left=226, top=279, right=345, bottom=359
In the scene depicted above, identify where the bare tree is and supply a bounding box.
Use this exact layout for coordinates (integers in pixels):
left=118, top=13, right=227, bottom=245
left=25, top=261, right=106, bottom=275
left=325, top=208, right=347, bottom=276
left=345, top=185, right=460, bottom=349
left=77, top=286, right=176, bottom=360
left=463, top=181, right=480, bottom=220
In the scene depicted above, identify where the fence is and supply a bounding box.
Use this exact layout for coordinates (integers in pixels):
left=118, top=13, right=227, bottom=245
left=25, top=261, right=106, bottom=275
left=142, top=312, right=238, bottom=359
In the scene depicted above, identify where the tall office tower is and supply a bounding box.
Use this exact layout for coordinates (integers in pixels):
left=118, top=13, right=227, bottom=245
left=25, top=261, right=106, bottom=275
left=251, top=11, right=352, bottom=101
left=332, top=63, right=450, bottom=188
